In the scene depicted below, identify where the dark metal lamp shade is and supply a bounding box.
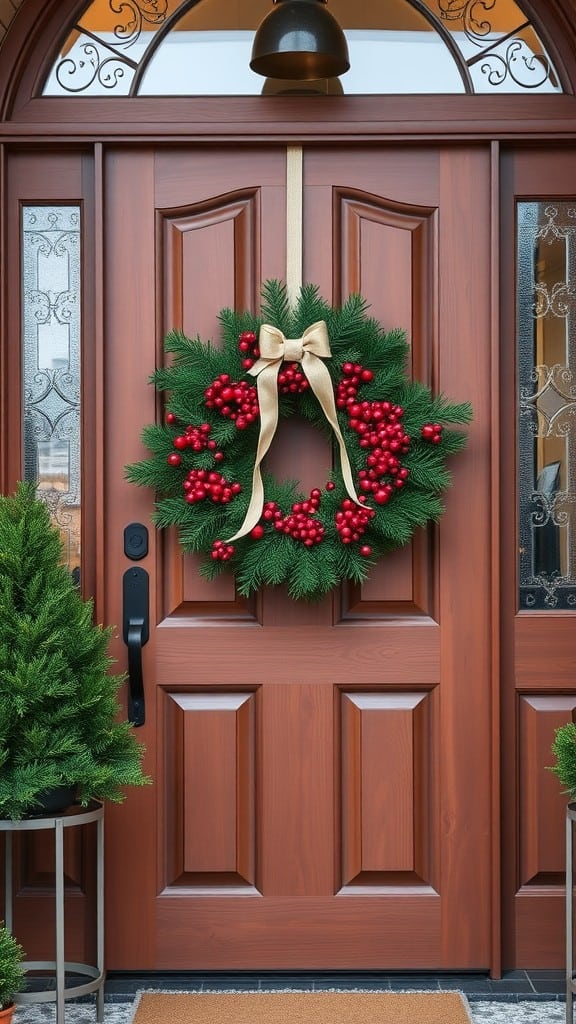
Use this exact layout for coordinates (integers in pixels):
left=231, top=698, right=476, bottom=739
left=250, top=0, right=350, bottom=81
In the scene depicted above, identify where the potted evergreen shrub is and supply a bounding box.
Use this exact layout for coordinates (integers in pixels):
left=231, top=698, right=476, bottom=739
left=550, top=722, right=576, bottom=801
left=0, top=482, right=150, bottom=820
left=0, top=924, right=24, bottom=1023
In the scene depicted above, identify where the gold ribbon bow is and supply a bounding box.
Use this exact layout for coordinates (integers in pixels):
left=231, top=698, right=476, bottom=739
left=226, top=320, right=362, bottom=543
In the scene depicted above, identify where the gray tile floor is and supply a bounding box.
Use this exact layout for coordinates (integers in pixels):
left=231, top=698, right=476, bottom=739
left=102, top=969, right=567, bottom=1001
left=12, top=971, right=571, bottom=1024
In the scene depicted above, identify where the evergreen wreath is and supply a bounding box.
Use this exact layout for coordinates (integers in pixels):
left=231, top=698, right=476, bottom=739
left=127, top=281, right=472, bottom=601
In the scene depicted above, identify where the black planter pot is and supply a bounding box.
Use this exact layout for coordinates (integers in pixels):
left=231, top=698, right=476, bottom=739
left=33, top=785, right=78, bottom=815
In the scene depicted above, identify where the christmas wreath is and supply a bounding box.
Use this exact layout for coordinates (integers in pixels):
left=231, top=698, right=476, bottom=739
left=127, top=281, right=472, bottom=600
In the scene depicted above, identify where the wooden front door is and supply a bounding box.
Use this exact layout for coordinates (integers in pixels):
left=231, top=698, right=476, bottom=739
left=101, top=143, right=493, bottom=970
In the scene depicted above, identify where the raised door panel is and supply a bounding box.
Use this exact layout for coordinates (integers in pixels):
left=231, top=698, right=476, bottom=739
left=306, top=149, right=438, bottom=620
left=340, top=691, right=438, bottom=890
left=163, top=692, right=256, bottom=890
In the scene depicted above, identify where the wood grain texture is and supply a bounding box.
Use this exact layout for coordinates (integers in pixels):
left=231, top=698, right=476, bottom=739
left=4, top=142, right=492, bottom=969
left=518, top=695, right=576, bottom=885
left=500, top=148, right=576, bottom=969
left=164, top=692, right=256, bottom=887
left=340, top=691, right=435, bottom=886
left=96, top=145, right=492, bottom=969
left=437, top=146, right=492, bottom=968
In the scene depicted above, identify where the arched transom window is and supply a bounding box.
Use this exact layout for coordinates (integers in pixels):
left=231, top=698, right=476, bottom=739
left=44, top=0, right=562, bottom=97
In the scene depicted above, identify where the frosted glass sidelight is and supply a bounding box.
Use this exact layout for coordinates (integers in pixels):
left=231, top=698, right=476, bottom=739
left=22, top=206, right=81, bottom=578
left=517, top=203, right=576, bottom=610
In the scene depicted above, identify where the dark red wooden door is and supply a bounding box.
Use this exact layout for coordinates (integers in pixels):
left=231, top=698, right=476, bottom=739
left=101, top=144, right=493, bottom=970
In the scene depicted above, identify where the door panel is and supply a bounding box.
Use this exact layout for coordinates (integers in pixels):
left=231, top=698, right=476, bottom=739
left=102, top=144, right=492, bottom=969
left=501, top=148, right=576, bottom=968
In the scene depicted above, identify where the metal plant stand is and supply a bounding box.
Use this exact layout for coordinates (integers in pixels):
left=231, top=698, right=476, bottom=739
left=1, top=801, right=105, bottom=1024
left=567, top=803, right=576, bottom=1023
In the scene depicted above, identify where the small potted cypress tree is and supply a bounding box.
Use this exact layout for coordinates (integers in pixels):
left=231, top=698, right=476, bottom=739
left=0, top=924, right=24, bottom=1023
left=550, top=722, right=576, bottom=800
left=0, top=482, right=150, bottom=820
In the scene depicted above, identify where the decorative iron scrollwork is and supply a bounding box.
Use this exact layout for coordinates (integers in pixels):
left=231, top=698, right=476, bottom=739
left=111, top=0, right=169, bottom=48
left=436, top=0, right=555, bottom=91
left=479, top=41, right=551, bottom=90
left=439, top=0, right=497, bottom=45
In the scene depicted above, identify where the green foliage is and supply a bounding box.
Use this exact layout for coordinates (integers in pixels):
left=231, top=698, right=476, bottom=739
left=127, top=280, right=472, bottom=600
left=0, top=483, right=151, bottom=820
left=0, top=924, right=25, bottom=1008
left=550, top=722, right=576, bottom=800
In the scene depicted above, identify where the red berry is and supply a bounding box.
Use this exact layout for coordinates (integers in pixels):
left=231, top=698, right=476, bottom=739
left=167, top=453, right=181, bottom=466
left=250, top=525, right=265, bottom=540
left=166, top=412, right=177, bottom=424
left=360, top=545, right=372, bottom=556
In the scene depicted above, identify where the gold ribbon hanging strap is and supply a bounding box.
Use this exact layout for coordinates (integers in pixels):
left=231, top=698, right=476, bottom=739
left=226, top=320, right=362, bottom=543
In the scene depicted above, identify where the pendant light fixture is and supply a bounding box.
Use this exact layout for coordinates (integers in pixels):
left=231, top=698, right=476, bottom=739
left=250, top=0, right=350, bottom=81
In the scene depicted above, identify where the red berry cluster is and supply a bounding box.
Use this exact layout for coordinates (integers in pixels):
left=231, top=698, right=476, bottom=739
left=238, top=330, right=260, bottom=371
left=204, top=374, right=259, bottom=429
left=211, top=539, right=235, bottom=561
left=337, top=362, right=411, bottom=505
left=335, top=498, right=375, bottom=545
left=336, top=362, right=375, bottom=408
left=167, top=421, right=223, bottom=468
left=421, top=423, right=443, bottom=443
left=166, top=415, right=221, bottom=467
left=182, top=469, right=241, bottom=505
left=277, top=362, right=309, bottom=395
left=259, top=488, right=325, bottom=546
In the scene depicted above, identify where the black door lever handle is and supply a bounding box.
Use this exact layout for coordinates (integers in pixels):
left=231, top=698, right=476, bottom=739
left=126, top=619, right=145, bottom=727
left=123, top=567, right=149, bottom=727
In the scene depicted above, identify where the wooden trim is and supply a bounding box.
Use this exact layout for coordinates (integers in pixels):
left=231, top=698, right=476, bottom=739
left=3, top=95, right=576, bottom=142
left=1, top=0, right=575, bottom=123
left=81, top=150, right=96, bottom=602
left=523, top=0, right=576, bottom=93
left=489, top=139, right=502, bottom=980
left=92, top=141, right=105, bottom=620
left=498, top=145, right=518, bottom=971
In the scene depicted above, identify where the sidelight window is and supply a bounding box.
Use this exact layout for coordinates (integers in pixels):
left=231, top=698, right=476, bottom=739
left=43, top=0, right=562, bottom=97
left=22, top=206, right=82, bottom=578
left=517, top=202, right=576, bottom=610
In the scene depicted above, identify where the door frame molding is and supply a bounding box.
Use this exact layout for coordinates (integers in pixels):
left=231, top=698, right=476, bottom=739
left=1, top=0, right=576, bottom=135
left=2, top=0, right=576, bottom=980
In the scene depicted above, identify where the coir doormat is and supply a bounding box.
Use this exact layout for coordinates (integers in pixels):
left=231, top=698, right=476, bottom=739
left=131, top=989, right=473, bottom=1024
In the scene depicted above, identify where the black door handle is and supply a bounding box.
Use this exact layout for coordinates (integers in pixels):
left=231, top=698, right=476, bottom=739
left=123, top=567, right=149, bottom=727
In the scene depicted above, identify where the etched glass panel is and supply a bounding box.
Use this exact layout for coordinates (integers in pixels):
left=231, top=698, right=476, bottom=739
left=22, top=207, right=81, bottom=577
left=42, top=0, right=563, bottom=97
left=423, top=0, right=560, bottom=93
left=43, top=0, right=183, bottom=96
left=518, top=203, right=576, bottom=610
